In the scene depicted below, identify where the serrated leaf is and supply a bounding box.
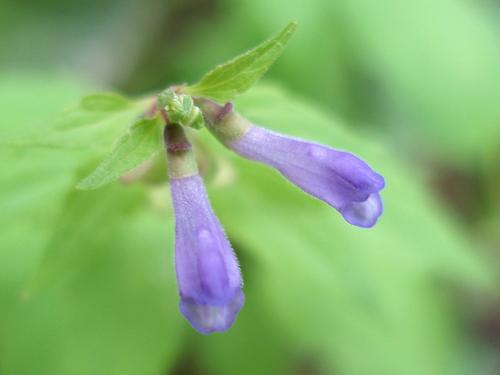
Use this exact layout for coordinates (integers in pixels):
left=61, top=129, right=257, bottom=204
left=79, top=92, right=132, bottom=111
left=184, top=21, right=296, bottom=102
left=54, top=92, right=149, bottom=131
left=2, top=92, right=150, bottom=151
left=76, top=115, right=163, bottom=190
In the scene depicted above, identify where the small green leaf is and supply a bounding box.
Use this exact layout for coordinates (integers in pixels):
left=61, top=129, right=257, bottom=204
left=55, top=92, right=148, bottom=130
left=79, top=92, right=132, bottom=111
left=3, top=92, right=150, bottom=150
left=76, top=115, right=163, bottom=190
left=184, top=21, right=297, bottom=102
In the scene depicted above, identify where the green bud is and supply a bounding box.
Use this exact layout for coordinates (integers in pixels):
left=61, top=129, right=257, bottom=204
left=158, top=89, right=205, bottom=130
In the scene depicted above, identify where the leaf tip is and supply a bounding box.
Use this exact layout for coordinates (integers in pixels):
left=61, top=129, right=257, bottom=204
left=288, top=20, right=298, bottom=30
left=281, top=21, right=298, bottom=43
left=75, top=179, right=94, bottom=191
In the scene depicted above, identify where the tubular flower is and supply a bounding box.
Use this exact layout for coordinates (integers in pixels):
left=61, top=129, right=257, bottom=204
left=197, top=100, right=385, bottom=228
left=164, top=124, right=244, bottom=334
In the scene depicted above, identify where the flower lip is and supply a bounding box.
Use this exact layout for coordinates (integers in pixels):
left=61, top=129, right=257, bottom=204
left=340, top=193, right=383, bottom=228
left=180, top=289, right=245, bottom=334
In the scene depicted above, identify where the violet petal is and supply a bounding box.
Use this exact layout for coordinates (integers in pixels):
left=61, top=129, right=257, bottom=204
left=230, top=126, right=385, bottom=227
left=170, top=175, right=244, bottom=334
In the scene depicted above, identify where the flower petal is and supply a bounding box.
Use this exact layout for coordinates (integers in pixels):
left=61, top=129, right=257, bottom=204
left=230, top=126, right=385, bottom=227
left=170, top=175, right=244, bottom=333
left=180, top=290, right=245, bottom=335
left=339, top=193, right=383, bottom=228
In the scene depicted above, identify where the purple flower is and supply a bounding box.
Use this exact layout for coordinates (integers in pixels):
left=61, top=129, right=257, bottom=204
left=165, top=124, right=244, bottom=334
left=230, top=126, right=385, bottom=227
left=196, top=100, right=385, bottom=228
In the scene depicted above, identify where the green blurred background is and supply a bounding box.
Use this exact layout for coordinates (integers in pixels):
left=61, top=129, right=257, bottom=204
left=1, top=0, right=500, bottom=374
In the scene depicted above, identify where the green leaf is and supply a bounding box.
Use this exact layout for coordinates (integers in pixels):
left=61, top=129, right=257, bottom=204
left=3, top=92, right=150, bottom=151
left=76, top=115, right=163, bottom=190
left=56, top=92, right=147, bottom=130
left=184, top=21, right=297, bottom=102
left=13, top=185, right=183, bottom=375
left=78, top=92, right=132, bottom=111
